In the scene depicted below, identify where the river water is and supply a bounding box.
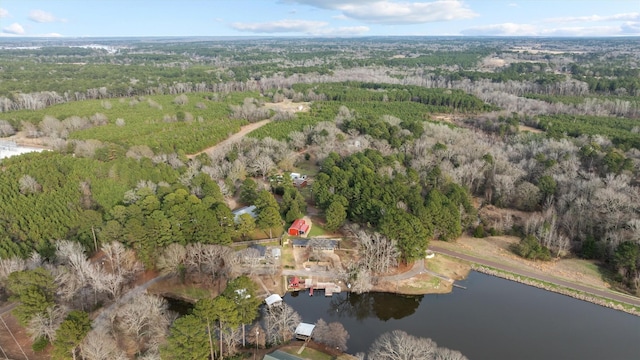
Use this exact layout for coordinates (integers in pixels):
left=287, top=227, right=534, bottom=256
left=283, top=271, right=640, bottom=360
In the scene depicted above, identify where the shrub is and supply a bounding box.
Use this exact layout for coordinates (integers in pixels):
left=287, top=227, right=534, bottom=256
left=513, top=235, right=551, bottom=261
left=32, top=336, right=49, bottom=352
left=473, top=225, right=486, bottom=238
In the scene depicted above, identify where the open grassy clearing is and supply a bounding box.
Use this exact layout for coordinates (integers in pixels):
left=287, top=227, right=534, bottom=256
left=424, top=253, right=471, bottom=280
left=432, top=236, right=612, bottom=291
left=147, top=277, right=215, bottom=302
left=281, top=346, right=333, bottom=360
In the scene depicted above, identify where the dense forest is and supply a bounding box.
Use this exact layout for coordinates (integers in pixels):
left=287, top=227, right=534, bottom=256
left=0, top=37, right=639, bottom=359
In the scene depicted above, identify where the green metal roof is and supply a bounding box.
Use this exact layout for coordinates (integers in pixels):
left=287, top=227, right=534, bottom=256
left=263, top=350, right=304, bottom=360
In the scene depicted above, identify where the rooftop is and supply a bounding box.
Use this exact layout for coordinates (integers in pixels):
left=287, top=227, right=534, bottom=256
left=265, top=294, right=283, bottom=307
left=295, top=322, right=316, bottom=337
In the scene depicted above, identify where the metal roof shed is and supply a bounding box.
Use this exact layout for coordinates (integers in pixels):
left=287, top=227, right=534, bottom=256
left=294, top=322, right=316, bottom=341
left=264, top=294, right=283, bottom=307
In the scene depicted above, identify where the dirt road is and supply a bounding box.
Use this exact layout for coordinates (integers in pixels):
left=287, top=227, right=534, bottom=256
left=430, top=245, right=640, bottom=307
left=92, top=274, right=169, bottom=330
left=187, top=119, right=271, bottom=159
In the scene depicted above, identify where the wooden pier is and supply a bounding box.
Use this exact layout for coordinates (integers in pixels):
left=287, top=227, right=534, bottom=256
left=293, top=277, right=341, bottom=296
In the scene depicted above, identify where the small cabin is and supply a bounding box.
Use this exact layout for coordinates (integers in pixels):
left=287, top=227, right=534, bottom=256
left=288, top=219, right=310, bottom=236
left=294, top=322, right=316, bottom=341
left=264, top=294, right=283, bottom=308
left=289, top=276, right=301, bottom=289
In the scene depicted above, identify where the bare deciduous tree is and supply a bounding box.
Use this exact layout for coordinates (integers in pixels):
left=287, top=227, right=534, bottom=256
left=19, top=174, right=42, bottom=194
left=173, top=94, right=189, bottom=105
left=74, top=139, right=104, bottom=158
left=126, top=145, right=154, bottom=160
left=238, top=248, right=261, bottom=275
left=250, top=155, right=275, bottom=179
left=0, top=119, right=15, bottom=136
left=221, top=325, right=243, bottom=357
left=101, top=241, right=141, bottom=281
left=0, top=257, right=27, bottom=283
left=230, top=98, right=270, bottom=122
left=247, top=323, right=266, bottom=349
left=313, top=319, right=349, bottom=351
left=157, top=243, right=187, bottom=277
left=264, top=303, right=300, bottom=345
left=80, top=329, right=128, bottom=360
left=113, top=294, right=172, bottom=355
left=357, top=231, right=399, bottom=275
left=434, top=347, right=469, bottom=360
left=40, top=115, right=67, bottom=138
left=27, top=306, right=66, bottom=342
left=369, top=330, right=439, bottom=360
left=21, top=120, right=41, bottom=138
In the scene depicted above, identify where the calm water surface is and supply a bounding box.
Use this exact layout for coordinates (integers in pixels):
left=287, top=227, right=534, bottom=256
left=283, top=271, right=640, bottom=360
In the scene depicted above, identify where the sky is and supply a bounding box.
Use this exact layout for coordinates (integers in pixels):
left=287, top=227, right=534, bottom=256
left=0, top=0, right=639, bottom=38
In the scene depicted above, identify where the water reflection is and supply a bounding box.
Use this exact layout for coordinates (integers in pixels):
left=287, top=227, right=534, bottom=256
left=329, top=292, right=423, bottom=321
left=283, top=272, right=640, bottom=359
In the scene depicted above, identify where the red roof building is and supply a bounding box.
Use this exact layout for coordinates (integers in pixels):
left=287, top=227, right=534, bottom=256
left=288, top=219, right=310, bottom=236
left=289, top=276, right=300, bottom=289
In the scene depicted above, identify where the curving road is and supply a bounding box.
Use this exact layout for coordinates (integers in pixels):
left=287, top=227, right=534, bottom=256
left=430, top=245, right=640, bottom=307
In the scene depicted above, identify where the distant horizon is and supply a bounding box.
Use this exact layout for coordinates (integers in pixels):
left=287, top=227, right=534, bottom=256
left=2, top=34, right=640, bottom=41
left=1, top=1, right=639, bottom=38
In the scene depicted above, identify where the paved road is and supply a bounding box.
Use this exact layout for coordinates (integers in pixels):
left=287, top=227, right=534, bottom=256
left=0, top=303, right=17, bottom=316
left=430, top=245, right=640, bottom=307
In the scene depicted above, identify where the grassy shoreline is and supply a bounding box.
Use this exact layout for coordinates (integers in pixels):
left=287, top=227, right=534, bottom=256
left=471, top=264, right=640, bottom=316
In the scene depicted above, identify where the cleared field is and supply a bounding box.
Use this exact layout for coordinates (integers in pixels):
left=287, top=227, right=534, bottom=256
left=431, top=236, right=611, bottom=291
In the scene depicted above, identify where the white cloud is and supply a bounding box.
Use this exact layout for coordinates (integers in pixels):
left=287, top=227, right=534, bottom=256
left=461, top=23, right=536, bottom=36
left=288, top=0, right=477, bottom=24
left=0, top=8, right=9, bottom=18
left=40, top=32, right=63, bottom=38
left=544, top=12, right=639, bottom=23
left=2, top=23, right=25, bottom=35
left=231, top=19, right=369, bottom=36
left=314, top=26, right=370, bottom=36
left=508, top=3, right=518, bottom=7
left=232, top=19, right=328, bottom=33
left=28, top=9, right=64, bottom=23
left=621, top=22, right=640, bottom=34
left=461, top=22, right=640, bottom=37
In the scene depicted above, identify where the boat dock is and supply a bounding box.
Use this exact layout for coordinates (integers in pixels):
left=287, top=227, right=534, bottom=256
left=289, top=276, right=341, bottom=296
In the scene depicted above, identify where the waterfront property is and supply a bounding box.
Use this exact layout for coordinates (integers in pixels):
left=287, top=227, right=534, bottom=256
left=265, top=293, right=283, bottom=308
left=282, top=272, right=640, bottom=360
left=294, top=322, right=316, bottom=341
